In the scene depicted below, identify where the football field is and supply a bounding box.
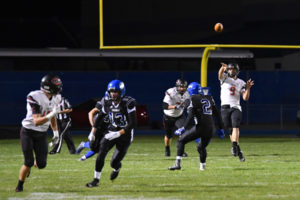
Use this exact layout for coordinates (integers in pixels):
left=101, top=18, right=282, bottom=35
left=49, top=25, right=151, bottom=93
left=1, top=135, right=300, bottom=200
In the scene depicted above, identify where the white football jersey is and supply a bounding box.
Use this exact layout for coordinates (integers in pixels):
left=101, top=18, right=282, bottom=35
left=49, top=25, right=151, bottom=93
left=22, top=90, right=59, bottom=132
left=163, top=87, right=190, bottom=117
left=219, top=74, right=246, bottom=111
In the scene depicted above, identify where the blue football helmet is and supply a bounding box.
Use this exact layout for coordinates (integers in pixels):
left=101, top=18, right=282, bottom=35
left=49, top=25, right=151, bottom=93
left=187, top=82, right=201, bottom=96
left=107, top=79, right=126, bottom=97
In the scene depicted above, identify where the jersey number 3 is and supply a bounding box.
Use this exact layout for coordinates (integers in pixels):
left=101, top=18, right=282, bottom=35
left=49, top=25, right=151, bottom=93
left=230, top=86, right=236, bottom=95
left=109, top=112, right=127, bottom=127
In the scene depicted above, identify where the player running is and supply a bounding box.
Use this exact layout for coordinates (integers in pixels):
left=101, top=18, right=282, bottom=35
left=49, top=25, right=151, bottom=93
left=168, top=82, right=224, bottom=171
left=15, top=74, right=62, bottom=192
left=85, top=79, right=137, bottom=187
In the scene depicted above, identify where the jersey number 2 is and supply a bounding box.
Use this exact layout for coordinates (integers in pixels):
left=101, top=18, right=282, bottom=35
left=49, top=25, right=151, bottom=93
left=201, top=99, right=212, bottom=115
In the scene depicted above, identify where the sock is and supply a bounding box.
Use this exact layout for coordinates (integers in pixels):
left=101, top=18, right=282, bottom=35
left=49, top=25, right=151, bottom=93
left=165, top=146, right=170, bottom=152
left=85, top=150, right=95, bottom=159
left=232, top=142, right=238, bottom=147
left=237, top=145, right=242, bottom=153
left=94, top=171, right=101, bottom=180
left=84, top=142, right=90, bottom=148
left=176, top=156, right=182, bottom=166
left=113, top=168, right=121, bottom=172
left=17, top=180, right=24, bottom=188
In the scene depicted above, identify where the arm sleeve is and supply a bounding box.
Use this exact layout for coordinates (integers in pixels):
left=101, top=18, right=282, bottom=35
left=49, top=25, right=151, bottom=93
left=27, top=95, right=41, bottom=114
left=183, top=98, right=190, bottom=109
left=162, top=102, right=169, bottom=110
left=95, top=101, right=102, bottom=110
left=163, top=90, right=172, bottom=105
left=124, top=99, right=137, bottom=134
left=93, top=101, right=106, bottom=128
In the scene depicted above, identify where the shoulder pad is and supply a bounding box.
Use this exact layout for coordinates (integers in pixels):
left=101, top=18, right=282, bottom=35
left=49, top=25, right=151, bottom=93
left=166, top=87, right=176, bottom=97
left=123, top=96, right=136, bottom=109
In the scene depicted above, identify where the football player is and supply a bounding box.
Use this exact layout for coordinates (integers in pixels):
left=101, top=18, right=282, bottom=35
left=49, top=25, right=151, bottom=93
left=85, top=79, right=137, bottom=187
left=218, top=62, right=254, bottom=162
left=162, top=78, right=190, bottom=157
left=76, top=92, right=110, bottom=161
left=15, top=74, right=62, bottom=192
left=168, top=82, right=224, bottom=171
left=49, top=95, right=75, bottom=154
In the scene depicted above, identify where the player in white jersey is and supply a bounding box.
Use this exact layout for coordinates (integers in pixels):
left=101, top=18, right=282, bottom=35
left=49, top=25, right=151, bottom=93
left=15, top=74, right=62, bottom=192
left=162, top=79, right=190, bottom=157
left=218, top=63, right=254, bottom=162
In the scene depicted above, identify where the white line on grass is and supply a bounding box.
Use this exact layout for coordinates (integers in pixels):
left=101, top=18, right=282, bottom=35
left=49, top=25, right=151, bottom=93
left=8, top=193, right=181, bottom=200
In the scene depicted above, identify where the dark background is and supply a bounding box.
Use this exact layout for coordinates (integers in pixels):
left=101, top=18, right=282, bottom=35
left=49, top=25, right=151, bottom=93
left=1, top=0, right=300, bottom=48
left=1, top=0, right=300, bottom=132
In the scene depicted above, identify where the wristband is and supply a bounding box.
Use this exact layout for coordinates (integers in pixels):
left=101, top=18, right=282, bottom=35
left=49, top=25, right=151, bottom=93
left=53, top=130, right=59, bottom=137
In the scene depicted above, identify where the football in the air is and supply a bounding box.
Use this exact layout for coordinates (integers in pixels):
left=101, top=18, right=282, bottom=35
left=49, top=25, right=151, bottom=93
left=214, top=23, right=223, bottom=33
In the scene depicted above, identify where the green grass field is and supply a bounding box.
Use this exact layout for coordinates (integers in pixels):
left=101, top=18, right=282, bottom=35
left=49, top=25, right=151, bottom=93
left=1, top=135, right=300, bottom=200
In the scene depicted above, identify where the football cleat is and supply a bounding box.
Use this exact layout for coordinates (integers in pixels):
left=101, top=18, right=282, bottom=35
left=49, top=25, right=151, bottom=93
left=238, top=151, right=245, bottom=162
left=110, top=169, right=120, bottom=181
left=15, top=186, right=23, bottom=192
left=75, top=142, right=85, bottom=155
left=78, top=157, right=86, bottom=162
left=168, top=164, right=181, bottom=170
left=86, top=179, right=99, bottom=187
left=200, top=163, right=206, bottom=171
left=182, top=152, right=188, bottom=157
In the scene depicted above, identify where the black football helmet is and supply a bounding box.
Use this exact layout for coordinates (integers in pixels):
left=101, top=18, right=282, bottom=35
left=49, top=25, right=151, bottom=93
left=175, top=78, right=188, bottom=88
left=40, top=74, right=62, bottom=95
left=227, top=63, right=240, bottom=77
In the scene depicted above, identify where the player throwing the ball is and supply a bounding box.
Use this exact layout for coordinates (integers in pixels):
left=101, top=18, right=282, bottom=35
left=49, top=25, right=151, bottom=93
left=218, top=62, right=254, bottom=162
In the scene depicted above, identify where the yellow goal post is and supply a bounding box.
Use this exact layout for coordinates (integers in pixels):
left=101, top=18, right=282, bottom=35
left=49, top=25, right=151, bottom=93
left=99, top=0, right=300, bottom=87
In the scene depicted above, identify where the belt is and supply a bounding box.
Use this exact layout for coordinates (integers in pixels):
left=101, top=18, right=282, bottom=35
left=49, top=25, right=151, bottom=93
left=221, top=105, right=230, bottom=109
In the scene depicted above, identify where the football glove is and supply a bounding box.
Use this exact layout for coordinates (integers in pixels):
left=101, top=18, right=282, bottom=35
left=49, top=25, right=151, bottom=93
left=88, top=132, right=95, bottom=142
left=174, top=127, right=185, bottom=136
left=175, top=104, right=184, bottom=110
left=104, top=131, right=121, bottom=141
left=49, top=136, right=59, bottom=147
left=216, top=129, right=225, bottom=139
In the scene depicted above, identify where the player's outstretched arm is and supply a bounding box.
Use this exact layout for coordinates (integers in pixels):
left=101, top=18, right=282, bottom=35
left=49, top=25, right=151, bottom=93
left=242, top=79, right=254, bottom=101
left=88, top=108, right=99, bottom=126
left=218, top=62, right=227, bottom=80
